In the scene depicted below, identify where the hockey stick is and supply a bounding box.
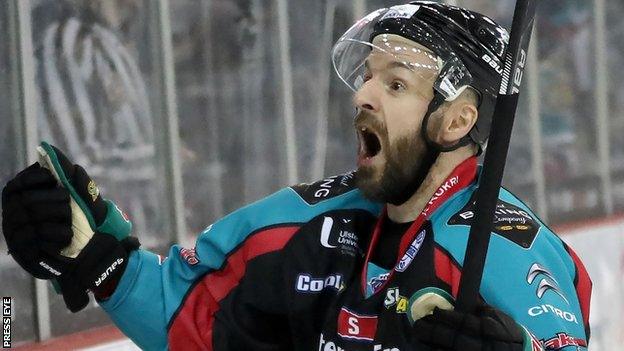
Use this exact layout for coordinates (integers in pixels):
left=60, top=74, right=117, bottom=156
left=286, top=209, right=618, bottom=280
left=455, top=0, right=538, bottom=313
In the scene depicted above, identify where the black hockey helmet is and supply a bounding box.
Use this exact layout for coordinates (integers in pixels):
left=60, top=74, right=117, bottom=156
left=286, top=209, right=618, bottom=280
left=332, top=1, right=510, bottom=149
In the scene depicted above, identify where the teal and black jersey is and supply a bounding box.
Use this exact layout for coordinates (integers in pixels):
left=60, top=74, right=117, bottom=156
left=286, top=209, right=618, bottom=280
left=100, top=158, right=591, bottom=350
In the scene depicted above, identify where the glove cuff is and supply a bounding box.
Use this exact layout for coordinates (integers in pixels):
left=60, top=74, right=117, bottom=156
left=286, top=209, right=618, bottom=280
left=59, top=233, right=141, bottom=310
left=97, top=200, right=132, bottom=241
left=75, top=233, right=129, bottom=290
left=92, top=239, right=140, bottom=301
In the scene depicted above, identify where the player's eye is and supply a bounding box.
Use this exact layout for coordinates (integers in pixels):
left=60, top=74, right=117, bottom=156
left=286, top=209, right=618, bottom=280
left=389, top=80, right=406, bottom=92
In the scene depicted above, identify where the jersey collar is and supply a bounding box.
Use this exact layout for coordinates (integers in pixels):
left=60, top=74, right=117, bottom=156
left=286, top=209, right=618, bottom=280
left=361, top=156, right=478, bottom=296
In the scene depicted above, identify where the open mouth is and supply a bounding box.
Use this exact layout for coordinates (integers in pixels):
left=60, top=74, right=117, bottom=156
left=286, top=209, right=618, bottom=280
left=358, top=127, right=382, bottom=159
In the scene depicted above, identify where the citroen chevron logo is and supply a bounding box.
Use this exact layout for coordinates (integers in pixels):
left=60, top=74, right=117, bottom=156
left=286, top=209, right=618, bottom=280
left=527, top=263, right=569, bottom=304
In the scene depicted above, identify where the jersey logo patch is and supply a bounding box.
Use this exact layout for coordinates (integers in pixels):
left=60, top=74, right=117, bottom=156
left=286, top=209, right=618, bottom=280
left=367, top=272, right=390, bottom=294
left=317, top=216, right=362, bottom=257
left=296, top=273, right=344, bottom=293
left=526, top=331, right=543, bottom=351
left=542, top=333, right=587, bottom=349
left=528, top=304, right=579, bottom=324
left=447, top=196, right=540, bottom=248
left=180, top=248, right=200, bottom=266
left=337, top=308, right=378, bottom=342
left=527, top=263, right=569, bottom=304
left=384, top=288, right=408, bottom=314
left=395, top=229, right=426, bottom=272
left=290, top=172, right=356, bottom=205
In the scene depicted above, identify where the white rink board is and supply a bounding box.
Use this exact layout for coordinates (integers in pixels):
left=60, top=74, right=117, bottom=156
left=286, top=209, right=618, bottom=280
left=561, top=218, right=624, bottom=350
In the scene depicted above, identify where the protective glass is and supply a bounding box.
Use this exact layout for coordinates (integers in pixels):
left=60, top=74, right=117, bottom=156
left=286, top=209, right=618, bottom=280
left=332, top=5, right=474, bottom=101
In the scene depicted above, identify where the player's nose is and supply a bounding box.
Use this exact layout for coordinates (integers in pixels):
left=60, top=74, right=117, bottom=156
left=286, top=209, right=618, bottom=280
left=353, top=80, right=381, bottom=113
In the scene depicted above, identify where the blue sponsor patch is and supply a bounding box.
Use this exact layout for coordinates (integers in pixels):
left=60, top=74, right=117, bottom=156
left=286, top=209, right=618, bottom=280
left=395, top=230, right=426, bottom=272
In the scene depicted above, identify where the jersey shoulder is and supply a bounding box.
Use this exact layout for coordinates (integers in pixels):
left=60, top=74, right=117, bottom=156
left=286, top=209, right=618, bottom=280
left=429, top=186, right=589, bottom=342
left=289, top=171, right=361, bottom=205
left=197, top=171, right=382, bottom=251
left=428, top=184, right=579, bottom=304
left=430, top=185, right=570, bottom=262
left=282, top=170, right=382, bottom=221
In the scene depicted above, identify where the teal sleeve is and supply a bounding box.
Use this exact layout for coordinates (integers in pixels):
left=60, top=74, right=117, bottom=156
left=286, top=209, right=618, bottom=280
left=100, top=250, right=168, bottom=350
left=98, top=184, right=381, bottom=350
left=433, top=187, right=590, bottom=351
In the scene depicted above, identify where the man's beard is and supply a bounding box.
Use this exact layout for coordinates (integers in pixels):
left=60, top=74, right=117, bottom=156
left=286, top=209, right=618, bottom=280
left=355, top=112, right=437, bottom=205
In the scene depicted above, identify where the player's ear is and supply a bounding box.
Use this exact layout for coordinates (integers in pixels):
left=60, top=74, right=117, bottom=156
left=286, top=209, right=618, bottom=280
left=436, top=96, right=478, bottom=147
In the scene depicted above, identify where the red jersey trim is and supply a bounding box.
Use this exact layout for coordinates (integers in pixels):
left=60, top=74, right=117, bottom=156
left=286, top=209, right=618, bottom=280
left=434, top=245, right=463, bottom=298
left=563, top=243, right=592, bottom=333
left=167, top=226, right=300, bottom=351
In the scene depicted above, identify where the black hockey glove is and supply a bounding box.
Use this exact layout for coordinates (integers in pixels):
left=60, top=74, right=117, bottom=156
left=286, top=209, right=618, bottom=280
left=2, top=142, right=139, bottom=312
left=412, top=305, right=527, bottom=351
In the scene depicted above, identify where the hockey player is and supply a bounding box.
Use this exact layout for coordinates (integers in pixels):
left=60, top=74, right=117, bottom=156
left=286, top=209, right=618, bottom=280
left=2, top=2, right=591, bottom=350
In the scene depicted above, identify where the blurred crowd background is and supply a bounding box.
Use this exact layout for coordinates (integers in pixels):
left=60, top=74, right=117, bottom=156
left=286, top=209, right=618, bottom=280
left=0, top=0, right=622, bottom=349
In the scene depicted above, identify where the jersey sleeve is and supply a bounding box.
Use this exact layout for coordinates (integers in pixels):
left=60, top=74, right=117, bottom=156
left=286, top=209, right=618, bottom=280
left=98, top=174, right=381, bottom=350
left=432, top=187, right=592, bottom=351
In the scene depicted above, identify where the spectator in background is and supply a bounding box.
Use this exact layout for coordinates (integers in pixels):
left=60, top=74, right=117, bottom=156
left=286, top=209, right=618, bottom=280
left=32, top=0, right=165, bottom=247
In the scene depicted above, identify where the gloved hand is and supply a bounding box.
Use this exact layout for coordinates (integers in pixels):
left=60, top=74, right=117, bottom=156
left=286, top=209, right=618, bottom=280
left=2, top=142, right=139, bottom=312
left=412, top=304, right=527, bottom=351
